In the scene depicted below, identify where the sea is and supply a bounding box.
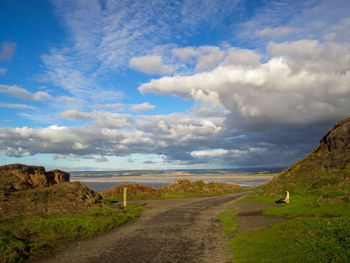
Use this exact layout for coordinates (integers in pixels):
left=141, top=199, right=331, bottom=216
left=70, top=168, right=283, bottom=192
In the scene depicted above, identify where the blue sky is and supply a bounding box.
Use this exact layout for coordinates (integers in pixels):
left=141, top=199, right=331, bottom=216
left=0, top=0, right=349, bottom=171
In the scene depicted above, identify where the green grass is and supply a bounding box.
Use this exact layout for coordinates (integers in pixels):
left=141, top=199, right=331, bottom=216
left=231, top=216, right=350, bottom=263
left=217, top=208, right=237, bottom=236
left=0, top=204, right=147, bottom=262
left=221, top=192, right=350, bottom=263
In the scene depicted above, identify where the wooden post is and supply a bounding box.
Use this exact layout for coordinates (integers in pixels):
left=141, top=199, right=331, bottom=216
left=123, top=187, right=127, bottom=207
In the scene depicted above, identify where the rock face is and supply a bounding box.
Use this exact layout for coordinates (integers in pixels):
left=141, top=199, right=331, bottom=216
left=0, top=164, right=102, bottom=217
left=0, top=163, right=70, bottom=191
left=311, top=116, right=350, bottom=169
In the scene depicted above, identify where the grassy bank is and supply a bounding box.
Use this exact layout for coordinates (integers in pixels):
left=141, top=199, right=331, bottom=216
left=0, top=203, right=146, bottom=262
left=220, top=116, right=350, bottom=262
left=102, top=179, right=244, bottom=201
left=221, top=192, right=350, bottom=263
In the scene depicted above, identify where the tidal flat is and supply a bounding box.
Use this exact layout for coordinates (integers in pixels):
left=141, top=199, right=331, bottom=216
left=71, top=173, right=275, bottom=192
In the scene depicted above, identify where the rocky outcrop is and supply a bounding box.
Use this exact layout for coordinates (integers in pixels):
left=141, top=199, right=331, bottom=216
left=0, top=165, right=102, bottom=217
left=311, top=116, right=350, bottom=169
left=257, top=116, right=350, bottom=194
left=0, top=163, right=70, bottom=192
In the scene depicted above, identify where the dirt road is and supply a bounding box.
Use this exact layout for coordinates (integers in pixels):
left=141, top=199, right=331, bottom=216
left=41, top=193, right=247, bottom=263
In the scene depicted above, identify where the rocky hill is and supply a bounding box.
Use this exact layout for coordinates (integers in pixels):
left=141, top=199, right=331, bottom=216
left=258, top=116, right=350, bottom=194
left=0, top=163, right=70, bottom=192
left=0, top=164, right=101, bottom=218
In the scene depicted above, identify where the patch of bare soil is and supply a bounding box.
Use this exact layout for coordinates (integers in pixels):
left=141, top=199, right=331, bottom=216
left=39, top=193, right=247, bottom=263
left=233, top=200, right=287, bottom=232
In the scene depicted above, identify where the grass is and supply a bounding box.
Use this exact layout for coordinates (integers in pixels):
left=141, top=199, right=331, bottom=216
left=217, top=208, right=237, bottom=236
left=0, top=203, right=147, bottom=263
left=221, top=191, right=350, bottom=263
left=231, top=216, right=350, bottom=263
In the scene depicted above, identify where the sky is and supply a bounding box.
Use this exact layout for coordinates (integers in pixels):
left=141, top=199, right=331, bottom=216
left=0, top=0, right=350, bottom=171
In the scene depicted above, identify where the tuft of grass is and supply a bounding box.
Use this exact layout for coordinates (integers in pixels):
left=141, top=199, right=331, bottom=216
left=0, top=204, right=147, bottom=262
left=217, top=208, right=237, bottom=236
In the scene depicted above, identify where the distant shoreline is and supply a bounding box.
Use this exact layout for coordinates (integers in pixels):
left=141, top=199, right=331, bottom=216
left=71, top=173, right=277, bottom=182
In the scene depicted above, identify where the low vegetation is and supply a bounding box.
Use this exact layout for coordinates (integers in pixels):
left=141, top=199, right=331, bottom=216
left=0, top=203, right=146, bottom=262
left=0, top=164, right=147, bottom=263
left=101, top=183, right=161, bottom=200
left=231, top=215, right=350, bottom=263
left=221, top=116, right=350, bottom=262
left=101, top=179, right=244, bottom=200
left=227, top=193, right=350, bottom=263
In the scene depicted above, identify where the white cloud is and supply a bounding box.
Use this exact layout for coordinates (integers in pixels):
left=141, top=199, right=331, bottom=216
left=0, top=84, right=53, bottom=101
left=135, top=113, right=224, bottom=144
left=130, top=102, right=155, bottom=113
left=0, top=111, right=224, bottom=158
left=129, top=55, right=171, bottom=74
left=0, top=42, right=16, bottom=60
left=195, top=46, right=225, bottom=71
left=171, top=47, right=199, bottom=62
left=222, top=48, right=261, bottom=67
left=139, top=39, right=350, bottom=131
left=0, top=103, right=36, bottom=110
left=267, top=40, right=320, bottom=59
left=255, top=27, right=294, bottom=38
left=0, top=68, right=7, bottom=75
left=61, top=110, right=91, bottom=121
left=72, top=142, right=89, bottom=150
left=61, top=110, right=132, bottom=129
left=101, top=103, right=126, bottom=112
left=191, top=149, right=236, bottom=158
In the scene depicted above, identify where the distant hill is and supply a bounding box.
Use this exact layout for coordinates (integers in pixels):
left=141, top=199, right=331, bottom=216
left=257, top=116, right=350, bottom=195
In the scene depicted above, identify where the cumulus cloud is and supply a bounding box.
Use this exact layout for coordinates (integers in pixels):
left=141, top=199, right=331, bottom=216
left=139, top=39, right=350, bottom=131
left=191, top=149, right=237, bottom=158
left=0, top=111, right=330, bottom=167
left=135, top=113, right=224, bottom=144
left=0, top=103, right=36, bottom=110
left=0, top=84, right=53, bottom=101
left=129, top=55, right=171, bottom=74
left=0, top=42, right=17, bottom=60
left=194, top=46, right=225, bottom=71
left=61, top=110, right=132, bottom=129
left=171, top=47, right=199, bottom=63
left=0, top=112, right=226, bottom=160
left=130, top=102, right=155, bottom=113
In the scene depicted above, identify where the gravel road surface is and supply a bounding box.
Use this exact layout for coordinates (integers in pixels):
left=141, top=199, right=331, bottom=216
left=41, top=193, right=247, bottom=263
